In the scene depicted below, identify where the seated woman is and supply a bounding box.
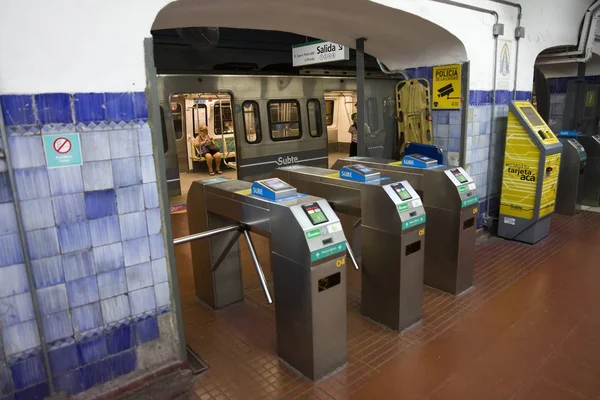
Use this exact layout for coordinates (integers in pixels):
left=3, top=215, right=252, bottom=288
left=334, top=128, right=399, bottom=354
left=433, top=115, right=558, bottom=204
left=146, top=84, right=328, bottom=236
left=193, top=126, right=223, bottom=175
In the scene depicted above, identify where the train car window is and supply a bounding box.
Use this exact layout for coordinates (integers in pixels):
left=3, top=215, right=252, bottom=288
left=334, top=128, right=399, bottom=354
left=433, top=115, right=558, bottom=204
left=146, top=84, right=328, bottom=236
left=242, top=101, right=262, bottom=144
left=159, top=106, right=168, bottom=153
left=268, top=100, right=302, bottom=141
left=214, top=103, right=234, bottom=136
left=307, top=99, right=323, bottom=137
left=171, top=103, right=184, bottom=140
left=192, top=104, right=207, bottom=137
left=325, top=100, right=335, bottom=126
left=366, top=97, right=380, bottom=131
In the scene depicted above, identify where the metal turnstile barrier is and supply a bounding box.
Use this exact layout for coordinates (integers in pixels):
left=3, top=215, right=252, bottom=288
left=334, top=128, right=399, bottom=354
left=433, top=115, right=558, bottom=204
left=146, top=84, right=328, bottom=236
left=275, top=165, right=426, bottom=332
left=183, top=177, right=350, bottom=380
left=578, top=135, right=600, bottom=207
left=555, top=137, right=587, bottom=216
left=331, top=157, right=477, bottom=296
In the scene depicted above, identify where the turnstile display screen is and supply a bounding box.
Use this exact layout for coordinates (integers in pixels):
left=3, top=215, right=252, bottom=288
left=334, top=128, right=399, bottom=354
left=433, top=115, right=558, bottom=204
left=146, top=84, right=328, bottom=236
left=350, top=165, right=374, bottom=174
left=302, top=203, right=329, bottom=225
left=262, top=178, right=293, bottom=192
left=391, top=183, right=412, bottom=201
left=520, top=106, right=545, bottom=127
left=451, top=169, right=468, bottom=184
left=413, top=155, right=434, bottom=161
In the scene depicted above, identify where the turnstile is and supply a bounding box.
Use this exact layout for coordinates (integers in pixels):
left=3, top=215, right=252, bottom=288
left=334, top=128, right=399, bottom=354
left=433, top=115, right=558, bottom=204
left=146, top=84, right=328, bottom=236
left=187, top=177, right=349, bottom=380
left=275, top=165, right=426, bottom=332
left=332, top=157, right=477, bottom=295
left=498, top=101, right=562, bottom=244
left=555, top=137, right=587, bottom=216
left=578, top=135, right=600, bottom=207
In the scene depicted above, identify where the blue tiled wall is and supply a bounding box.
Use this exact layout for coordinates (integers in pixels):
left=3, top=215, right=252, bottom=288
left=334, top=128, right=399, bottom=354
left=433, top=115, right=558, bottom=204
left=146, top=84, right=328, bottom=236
left=0, top=92, right=171, bottom=398
left=406, top=66, right=532, bottom=227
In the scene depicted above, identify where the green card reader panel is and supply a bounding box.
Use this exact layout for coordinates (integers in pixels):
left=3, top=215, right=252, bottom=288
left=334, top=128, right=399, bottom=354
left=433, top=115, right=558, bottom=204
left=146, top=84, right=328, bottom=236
left=443, top=167, right=479, bottom=208
left=292, top=199, right=347, bottom=263
left=383, top=181, right=426, bottom=230
left=567, top=139, right=587, bottom=162
left=301, top=202, right=330, bottom=225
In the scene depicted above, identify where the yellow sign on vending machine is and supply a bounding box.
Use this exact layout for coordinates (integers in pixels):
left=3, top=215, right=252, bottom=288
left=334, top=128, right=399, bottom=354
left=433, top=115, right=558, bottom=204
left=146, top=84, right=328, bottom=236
left=432, top=64, right=462, bottom=109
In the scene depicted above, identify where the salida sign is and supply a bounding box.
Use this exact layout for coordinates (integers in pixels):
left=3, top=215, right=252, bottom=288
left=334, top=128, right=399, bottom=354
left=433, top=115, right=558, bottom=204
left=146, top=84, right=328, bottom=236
left=292, top=40, right=349, bottom=67
left=432, top=64, right=462, bottom=109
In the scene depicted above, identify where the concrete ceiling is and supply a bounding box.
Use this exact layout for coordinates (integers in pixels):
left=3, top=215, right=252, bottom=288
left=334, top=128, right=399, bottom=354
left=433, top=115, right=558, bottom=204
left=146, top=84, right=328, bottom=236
left=152, top=0, right=468, bottom=71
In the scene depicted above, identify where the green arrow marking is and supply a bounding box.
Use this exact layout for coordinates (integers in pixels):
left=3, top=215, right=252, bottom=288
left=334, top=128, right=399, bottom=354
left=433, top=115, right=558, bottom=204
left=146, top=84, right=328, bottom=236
left=311, top=242, right=347, bottom=262
left=402, top=215, right=426, bottom=230
left=461, top=196, right=479, bottom=208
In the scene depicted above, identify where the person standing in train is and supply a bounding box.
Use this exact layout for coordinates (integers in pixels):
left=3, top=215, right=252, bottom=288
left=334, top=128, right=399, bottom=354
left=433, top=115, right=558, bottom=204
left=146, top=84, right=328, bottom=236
left=348, top=112, right=371, bottom=157
left=349, top=113, right=358, bottom=157
left=194, top=126, right=223, bottom=175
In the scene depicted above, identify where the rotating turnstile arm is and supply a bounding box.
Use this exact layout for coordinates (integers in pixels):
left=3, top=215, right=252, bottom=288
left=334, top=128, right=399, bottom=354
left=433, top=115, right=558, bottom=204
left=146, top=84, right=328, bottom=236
left=211, top=229, right=244, bottom=272
left=173, top=225, right=241, bottom=246
left=243, top=230, right=274, bottom=304
left=346, top=242, right=360, bottom=270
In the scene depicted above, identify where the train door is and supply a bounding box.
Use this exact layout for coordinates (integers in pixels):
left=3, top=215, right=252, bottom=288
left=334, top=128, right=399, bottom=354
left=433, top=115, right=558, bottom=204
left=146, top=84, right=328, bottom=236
left=171, top=96, right=189, bottom=173
left=213, top=99, right=237, bottom=168
left=395, top=79, right=433, bottom=157
left=324, top=91, right=355, bottom=157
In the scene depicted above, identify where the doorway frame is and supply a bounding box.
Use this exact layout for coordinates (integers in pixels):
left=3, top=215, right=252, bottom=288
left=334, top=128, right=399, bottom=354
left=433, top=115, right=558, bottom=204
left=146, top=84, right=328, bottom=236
left=144, top=37, right=187, bottom=361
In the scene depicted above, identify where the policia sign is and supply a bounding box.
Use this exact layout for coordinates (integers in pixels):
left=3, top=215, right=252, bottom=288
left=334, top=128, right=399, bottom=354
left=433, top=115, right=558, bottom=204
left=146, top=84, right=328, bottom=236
left=432, top=64, right=462, bottom=109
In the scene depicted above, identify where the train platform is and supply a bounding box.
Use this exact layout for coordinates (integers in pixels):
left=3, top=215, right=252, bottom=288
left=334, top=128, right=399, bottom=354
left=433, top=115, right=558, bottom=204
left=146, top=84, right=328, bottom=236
left=168, top=209, right=600, bottom=400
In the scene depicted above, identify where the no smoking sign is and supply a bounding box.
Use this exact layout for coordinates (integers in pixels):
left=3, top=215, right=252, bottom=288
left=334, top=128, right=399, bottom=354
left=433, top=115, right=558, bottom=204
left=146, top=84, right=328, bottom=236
left=43, top=133, right=83, bottom=168
left=53, top=137, right=72, bottom=154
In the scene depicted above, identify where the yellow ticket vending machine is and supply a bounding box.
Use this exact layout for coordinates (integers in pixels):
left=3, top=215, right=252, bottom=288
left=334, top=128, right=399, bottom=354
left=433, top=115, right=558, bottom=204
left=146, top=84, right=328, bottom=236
left=498, top=101, right=562, bottom=244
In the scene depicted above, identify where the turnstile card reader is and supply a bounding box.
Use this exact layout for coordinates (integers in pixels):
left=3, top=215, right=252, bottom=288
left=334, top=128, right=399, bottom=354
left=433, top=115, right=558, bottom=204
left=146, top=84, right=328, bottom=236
left=331, top=157, right=477, bottom=295
left=555, top=138, right=587, bottom=216
left=275, top=165, right=426, bottom=331
left=498, top=101, right=562, bottom=244
left=578, top=135, right=600, bottom=207
left=251, top=178, right=297, bottom=200
left=400, top=154, right=439, bottom=169
left=339, top=164, right=381, bottom=182
left=187, top=177, right=348, bottom=380
left=404, top=143, right=444, bottom=165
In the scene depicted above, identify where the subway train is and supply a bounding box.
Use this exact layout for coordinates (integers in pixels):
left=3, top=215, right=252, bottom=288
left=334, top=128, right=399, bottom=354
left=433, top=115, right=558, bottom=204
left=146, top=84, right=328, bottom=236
left=158, top=74, right=399, bottom=196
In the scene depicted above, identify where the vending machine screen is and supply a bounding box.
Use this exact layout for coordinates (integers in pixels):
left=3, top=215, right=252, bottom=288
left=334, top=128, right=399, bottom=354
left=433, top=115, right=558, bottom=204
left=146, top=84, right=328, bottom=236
left=391, top=183, right=412, bottom=201
left=451, top=169, right=469, bottom=184
left=302, top=203, right=329, bottom=225
left=520, top=106, right=546, bottom=127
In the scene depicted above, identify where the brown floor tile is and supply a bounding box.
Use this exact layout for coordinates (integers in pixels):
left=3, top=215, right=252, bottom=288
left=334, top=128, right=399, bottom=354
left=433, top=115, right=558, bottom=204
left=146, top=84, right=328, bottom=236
left=512, top=377, right=589, bottom=400
left=540, top=354, right=600, bottom=399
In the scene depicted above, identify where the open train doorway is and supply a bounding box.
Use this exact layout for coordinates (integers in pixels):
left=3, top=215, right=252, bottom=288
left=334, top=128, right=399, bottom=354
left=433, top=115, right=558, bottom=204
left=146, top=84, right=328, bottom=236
left=324, top=90, right=356, bottom=164
left=165, top=92, right=237, bottom=204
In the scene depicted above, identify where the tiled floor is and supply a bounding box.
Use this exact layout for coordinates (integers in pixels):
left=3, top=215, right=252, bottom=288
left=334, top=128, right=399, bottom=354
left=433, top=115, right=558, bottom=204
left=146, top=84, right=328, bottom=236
left=170, top=209, right=600, bottom=400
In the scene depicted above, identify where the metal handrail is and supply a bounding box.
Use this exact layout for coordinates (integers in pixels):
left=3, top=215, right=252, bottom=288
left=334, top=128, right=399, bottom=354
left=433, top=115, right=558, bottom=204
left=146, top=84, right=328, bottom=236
left=173, top=225, right=241, bottom=246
